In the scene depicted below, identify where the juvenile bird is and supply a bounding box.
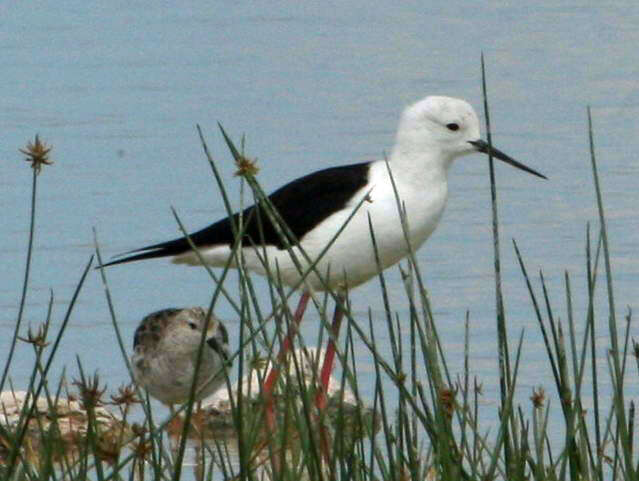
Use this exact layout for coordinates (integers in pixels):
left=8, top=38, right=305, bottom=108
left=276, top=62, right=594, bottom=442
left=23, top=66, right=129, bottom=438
left=131, top=307, right=229, bottom=409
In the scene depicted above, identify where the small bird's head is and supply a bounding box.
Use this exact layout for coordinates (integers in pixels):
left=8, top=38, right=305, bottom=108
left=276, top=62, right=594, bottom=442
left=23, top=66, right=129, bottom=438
left=395, top=96, right=546, bottom=178
left=171, top=307, right=229, bottom=362
left=134, top=307, right=228, bottom=361
left=131, top=307, right=230, bottom=406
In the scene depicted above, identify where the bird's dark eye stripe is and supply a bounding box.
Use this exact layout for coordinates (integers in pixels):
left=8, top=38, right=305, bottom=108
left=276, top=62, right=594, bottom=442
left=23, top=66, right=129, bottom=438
left=446, top=123, right=459, bottom=131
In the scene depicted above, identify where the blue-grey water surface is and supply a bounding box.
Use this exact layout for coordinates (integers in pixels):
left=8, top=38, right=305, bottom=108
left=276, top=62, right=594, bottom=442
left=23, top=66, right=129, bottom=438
left=2, top=0, right=639, bottom=464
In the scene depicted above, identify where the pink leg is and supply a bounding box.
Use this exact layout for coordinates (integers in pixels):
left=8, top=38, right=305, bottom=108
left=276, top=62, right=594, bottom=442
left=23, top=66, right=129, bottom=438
left=263, top=291, right=311, bottom=429
left=315, top=294, right=345, bottom=411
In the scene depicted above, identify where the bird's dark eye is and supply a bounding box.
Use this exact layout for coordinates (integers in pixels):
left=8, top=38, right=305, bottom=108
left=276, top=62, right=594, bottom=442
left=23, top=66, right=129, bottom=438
left=446, top=123, right=460, bottom=131
left=188, top=322, right=198, bottom=330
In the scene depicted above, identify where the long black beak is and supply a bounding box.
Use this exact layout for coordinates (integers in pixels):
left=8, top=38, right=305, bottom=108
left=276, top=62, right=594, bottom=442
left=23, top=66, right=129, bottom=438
left=469, top=139, right=547, bottom=179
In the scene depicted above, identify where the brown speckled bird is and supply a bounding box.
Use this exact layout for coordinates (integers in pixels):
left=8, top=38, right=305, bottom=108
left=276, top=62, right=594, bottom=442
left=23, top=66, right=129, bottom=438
left=131, top=307, right=229, bottom=409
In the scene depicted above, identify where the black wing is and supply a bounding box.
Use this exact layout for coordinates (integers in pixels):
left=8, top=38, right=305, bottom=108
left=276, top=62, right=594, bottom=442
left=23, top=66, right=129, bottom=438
left=100, top=161, right=371, bottom=267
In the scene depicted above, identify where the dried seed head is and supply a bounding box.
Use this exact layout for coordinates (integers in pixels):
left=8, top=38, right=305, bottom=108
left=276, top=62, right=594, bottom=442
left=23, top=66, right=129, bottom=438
left=234, top=154, right=259, bottom=177
left=72, top=373, right=106, bottom=409
left=20, top=135, right=53, bottom=174
left=531, top=386, right=546, bottom=408
left=439, top=386, right=457, bottom=419
left=131, top=438, right=152, bottom=462
left=18, top=324, right=50, bottom=349
left=110, top=384, right=140, bottom=407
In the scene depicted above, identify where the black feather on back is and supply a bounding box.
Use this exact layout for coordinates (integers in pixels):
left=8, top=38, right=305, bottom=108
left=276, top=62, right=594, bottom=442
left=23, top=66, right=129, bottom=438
left=100, top=161, right=371, bottom=267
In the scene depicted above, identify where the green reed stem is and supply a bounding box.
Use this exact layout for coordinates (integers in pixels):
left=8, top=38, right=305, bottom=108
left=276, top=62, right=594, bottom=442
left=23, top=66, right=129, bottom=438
left=4, top=255, right=94, bottom=479
left=481, top=53, right=512, bottom=473
left=588, top=107, right=633, bottom=477
left=1, top=169, right=38, bottom=392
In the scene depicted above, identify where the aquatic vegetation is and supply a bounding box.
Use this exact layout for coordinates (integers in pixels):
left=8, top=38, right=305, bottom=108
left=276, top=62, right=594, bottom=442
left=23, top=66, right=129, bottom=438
left=2, top=80, right=637, bottom=481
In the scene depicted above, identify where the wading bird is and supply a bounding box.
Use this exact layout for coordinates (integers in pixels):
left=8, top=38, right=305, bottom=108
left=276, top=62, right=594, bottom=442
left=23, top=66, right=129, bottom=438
left=131, top=307, right=229, bottom=411
left=102, top=96, right=546, bottom=425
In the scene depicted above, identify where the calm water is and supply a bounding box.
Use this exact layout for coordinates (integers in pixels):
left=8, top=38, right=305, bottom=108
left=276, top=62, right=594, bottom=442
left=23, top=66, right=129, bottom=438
left=2, top=0, right=638, bottom=460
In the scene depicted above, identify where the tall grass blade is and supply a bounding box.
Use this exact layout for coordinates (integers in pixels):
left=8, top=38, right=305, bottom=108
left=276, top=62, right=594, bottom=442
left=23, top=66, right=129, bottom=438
left=1, top=169, right=38, bottom=392
left=480, top=53, right=513, bottom=474
left=587, top=107, right=633, bottom=477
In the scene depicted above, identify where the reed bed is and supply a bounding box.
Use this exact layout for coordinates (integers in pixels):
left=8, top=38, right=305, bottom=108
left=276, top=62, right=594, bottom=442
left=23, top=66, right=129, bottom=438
left=1, top=75, right=636, bottom=481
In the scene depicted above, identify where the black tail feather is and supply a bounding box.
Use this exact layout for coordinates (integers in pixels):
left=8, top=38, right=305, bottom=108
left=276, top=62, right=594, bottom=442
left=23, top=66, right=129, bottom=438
left=97, top=236, right=193, bottom=268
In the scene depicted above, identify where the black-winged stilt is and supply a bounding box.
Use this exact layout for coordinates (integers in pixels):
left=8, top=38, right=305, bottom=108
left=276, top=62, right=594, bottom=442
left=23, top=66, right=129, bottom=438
left=101, top=95, right=545, bottom=421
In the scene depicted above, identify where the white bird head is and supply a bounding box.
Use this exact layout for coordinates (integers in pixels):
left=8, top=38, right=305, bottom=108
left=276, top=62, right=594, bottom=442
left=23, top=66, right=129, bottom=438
left=394, top=96, right=546, bottom=178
